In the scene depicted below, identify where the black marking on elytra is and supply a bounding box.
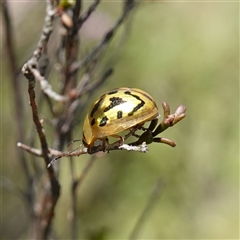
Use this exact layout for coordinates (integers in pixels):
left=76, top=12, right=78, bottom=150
left=133, top=89, right=154, bottom=102
left=90, top=97, right=104, bottom=117
left=99, top=116, right=108, bottom=127
left=108, top=89, right=118, bottom=95
left=124, top=91, right=145, bottom=116
left=91, top=118, right=96, bottom=126
left=128, top=101, right=145, bottom=116
left=117, top=111, right=123, bottom=119
left=104, top=97, right=126, bottom=112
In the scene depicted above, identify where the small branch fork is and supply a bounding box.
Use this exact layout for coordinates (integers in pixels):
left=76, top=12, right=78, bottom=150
left=2, top=0, right=32, bottom=190
left=22, top=0, right=136, bottom=103
left=70, top=0, right=136, bottom=74
left=20, top=1, right=61, bottom=238
left=23, top=45, right=61, bottom=240
left=22, top=0, right=68, bottom=102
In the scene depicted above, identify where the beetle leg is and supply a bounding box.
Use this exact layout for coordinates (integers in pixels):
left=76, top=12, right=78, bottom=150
left=110, top=134, right=124, bottom=146
left=128, top=129, right=154, bottom=146
left=102, top=137, right=109, bottom=147
left=124, top=127, right=140, bottom=140
left=132, top=133, right=140, bottom=138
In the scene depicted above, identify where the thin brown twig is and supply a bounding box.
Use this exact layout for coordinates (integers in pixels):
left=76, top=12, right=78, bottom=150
left=26, top=70, right=60, bottom=239
left=61, top=1, right=81, bottom=93
left=17, top=140, right=148, bottom=168
left=72, top=0, right=82, bottom=34
left=69, top=155, right=97, bottom=239
left=21, top=1, right=61, bottom=238
left=21, top=0, right=68, bottom=103
left=17, top=142, right=87, bottom=158
left=76, top=155, right=97, bottom=189
left=76, top=68, right=113, bottom=97
left=69, top=156, right=77, bottom=240
left=48, top=141, right=148, bottom=167
left=2, top=0, right=32, bottom=190
left=70, top=0, right=136, bottom=74
left=64, top=132, right=78, bottom=240
left=78, top=0, right=100, bottom=28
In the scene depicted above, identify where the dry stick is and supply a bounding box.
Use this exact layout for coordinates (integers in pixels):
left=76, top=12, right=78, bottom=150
left=18, top=141, right=148, bottom=168
left=28, top=65, right=68, bottom=102
left=71, top=0, right=136, bottom=74
left=76, top=68, right=113, bottom=97
left=76, top=155, right=97, bottom=188
left=27, top=71, right=60, bottom=239
left=129, top=178, right=164, bottom=240
left=22, top=0, right=68, bottom=102
left=61, top=0, right=81, bottom=93
left=66, top=131, right=78, bottom=240
left=78, top=0, right=100, bottom=28
left=102, top=1, right=137, bottom=71
left=69, top=156, right=77, bottom=240
left=28, top=54, right=55, bottom=176
left=72, top=0, right=81, bottom=30
left=21, top=0, right=61, bottom=238
left=52, top=6, right=84, bottom=237
left=17, top=143, right=43, bottom=157
left=70, top=155, right=97, bottom=238
left=2, top=0, right=32, bottom=192
left=17, top=142, right=89, bottom=159
left=69, top=155, right=97, bottom=239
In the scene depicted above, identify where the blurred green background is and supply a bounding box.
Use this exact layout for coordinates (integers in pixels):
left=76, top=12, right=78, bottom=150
left=1, top=1, right=239, bottom=239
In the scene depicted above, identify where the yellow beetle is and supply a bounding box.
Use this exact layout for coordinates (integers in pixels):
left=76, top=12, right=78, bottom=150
left=82, top=87, right=159, bottom=150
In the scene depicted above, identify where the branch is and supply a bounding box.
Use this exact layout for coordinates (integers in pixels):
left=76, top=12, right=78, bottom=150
left=20, top=1, right=61, bottom=238
left=76, top=68, right=113, bottom=97
left=154, top=103, right=187, bottom=136
left=26, top=65, right=68, bottom=102
left=78, top=0, right=100, bottom=28
left=32, top=0, right=56, bottom=63
left=2, top=0, right=32, bottom=190
left=70, top=0, right=136, bottom=73
left=130, top=102, right=187, bottom=147
left=18, top=140, right=148, bottom=168
left=27, top=63, right=60, bottom=240
left=17, top=142, right=83, bottom=158
left=69, top=155, right=97, bottom=238
left=22, top=0, right=68, bottom=102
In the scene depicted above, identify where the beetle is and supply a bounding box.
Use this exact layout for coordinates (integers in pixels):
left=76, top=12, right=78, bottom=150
left=82, top=87, right=159, bottom=151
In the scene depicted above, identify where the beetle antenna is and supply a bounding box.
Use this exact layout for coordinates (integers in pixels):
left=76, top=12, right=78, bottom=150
left=67, top=139, right=81, bottom=147
left=47, top=145, right=82, bottom=168
left=47, top=156, right=62, bottom=168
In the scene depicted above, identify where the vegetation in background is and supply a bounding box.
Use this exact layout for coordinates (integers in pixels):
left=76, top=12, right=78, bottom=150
left=1, top=1, right=238, bottom=239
